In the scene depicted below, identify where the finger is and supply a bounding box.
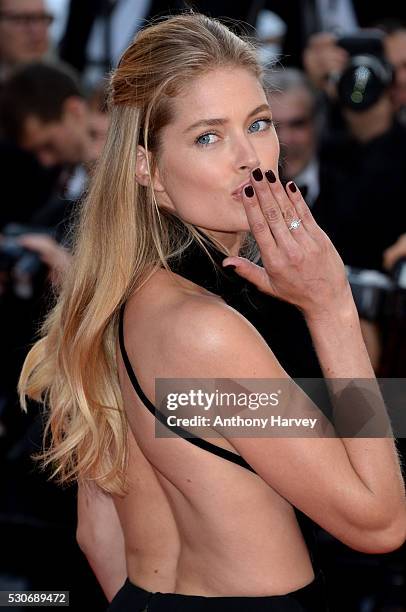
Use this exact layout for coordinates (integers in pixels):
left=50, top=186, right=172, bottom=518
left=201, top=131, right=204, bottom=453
left=285, top=181, right=322, bottom=237
left=250, top=168, right=296, bottom=250
left=261, top=171, right=310, bottom=246
left=222, top=257, right=272, bottom=294
left=241, top=181, right=278, bottom=267
left=263, top=170, right=301, bottom=226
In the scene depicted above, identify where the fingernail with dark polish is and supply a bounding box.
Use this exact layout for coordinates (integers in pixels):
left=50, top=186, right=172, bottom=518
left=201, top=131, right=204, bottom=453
left=288, top=181, right=297, bottom=193
left=244, top=185, right=254, bottom=197
left=265, top=169, right=276, bottom=183
left=224, top=264, right=236, bottom=270
left=252, top=167, right=263, bottom=181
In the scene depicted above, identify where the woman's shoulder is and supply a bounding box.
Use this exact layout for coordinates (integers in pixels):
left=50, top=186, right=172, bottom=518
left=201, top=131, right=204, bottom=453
left=126, top=266, right=223, bottom=321
left=124, top=266, right=232, bottom=347
left=126, top=266, right=253, bottom=337
left=123, top=267, right=281, bottom=379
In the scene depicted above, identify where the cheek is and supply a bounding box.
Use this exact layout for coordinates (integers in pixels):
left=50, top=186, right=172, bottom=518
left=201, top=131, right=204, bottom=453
left=158, top=151, right=234, bottom=225
left=53, top=132, right=66, bottom=152
left=301, top=132, right=315, bottom=148
left=162, top=149, right=224, bottom=197
left=63, top=129, right=78, bottom=152
left=289, top=132, right=308, bottom=148
left=398, top=68, right=406, bottom=82
left=6, top=34, right=20, bottom=52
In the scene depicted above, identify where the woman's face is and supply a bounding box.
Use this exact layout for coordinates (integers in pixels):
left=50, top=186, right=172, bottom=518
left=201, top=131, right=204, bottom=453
left=153, top=67, right=280, bottom=250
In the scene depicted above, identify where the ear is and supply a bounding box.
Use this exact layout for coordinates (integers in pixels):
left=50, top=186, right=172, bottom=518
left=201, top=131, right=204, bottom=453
left=135, top=145, right=165, bottom=193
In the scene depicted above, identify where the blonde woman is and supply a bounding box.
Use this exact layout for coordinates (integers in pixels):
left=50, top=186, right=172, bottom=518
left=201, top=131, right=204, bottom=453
left=19, top=13, right=406, bottom=612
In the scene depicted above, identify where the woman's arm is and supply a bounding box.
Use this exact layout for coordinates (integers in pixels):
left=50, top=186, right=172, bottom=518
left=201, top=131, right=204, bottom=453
left=161, top=173, right=406, bottom=554
left=76, top=481, right=127, bottom=602
left=167, top=295, right=406, bottom=554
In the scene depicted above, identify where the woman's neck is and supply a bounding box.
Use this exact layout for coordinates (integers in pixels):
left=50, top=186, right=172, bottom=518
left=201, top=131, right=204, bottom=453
left=198, top=227, right=246, bottom=256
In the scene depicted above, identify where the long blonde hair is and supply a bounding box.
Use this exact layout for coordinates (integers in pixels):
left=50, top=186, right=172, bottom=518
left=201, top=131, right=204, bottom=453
left=18, top=13, right=263, bottom=495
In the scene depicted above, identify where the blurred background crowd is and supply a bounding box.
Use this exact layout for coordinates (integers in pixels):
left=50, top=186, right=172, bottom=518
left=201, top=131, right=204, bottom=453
left=0, top=1, right=406, bottom=610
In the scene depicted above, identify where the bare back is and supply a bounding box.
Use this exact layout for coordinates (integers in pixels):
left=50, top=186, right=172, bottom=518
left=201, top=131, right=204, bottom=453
left=113, top=268, right=315, bottom=597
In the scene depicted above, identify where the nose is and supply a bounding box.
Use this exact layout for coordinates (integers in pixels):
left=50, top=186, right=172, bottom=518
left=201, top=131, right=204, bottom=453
left=26, top=19, right=48, bottom=41
left=233, top=134, right=260, bottom=173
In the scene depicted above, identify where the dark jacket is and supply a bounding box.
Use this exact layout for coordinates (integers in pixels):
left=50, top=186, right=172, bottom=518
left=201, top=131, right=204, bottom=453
left=312, top=120, right=406, bottom=271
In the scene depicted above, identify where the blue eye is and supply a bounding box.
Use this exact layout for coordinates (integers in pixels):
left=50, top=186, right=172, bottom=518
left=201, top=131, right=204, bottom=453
left=249, top=118, right=273, bottom=133
left=196, top=133, right=218, bottom=146
left=195, top=118, right=273, bottom=147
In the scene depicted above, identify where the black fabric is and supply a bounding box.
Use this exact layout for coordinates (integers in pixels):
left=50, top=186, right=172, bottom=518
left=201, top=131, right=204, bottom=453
left=108, top=571, right=328, bottom=611
left=313, top=120, right=406, bottom=272
left=0, top=140, right=61, bottom=231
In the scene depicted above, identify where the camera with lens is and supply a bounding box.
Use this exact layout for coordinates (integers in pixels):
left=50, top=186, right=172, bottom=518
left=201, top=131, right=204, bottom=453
left=346, top=259, right=406, bottom=322
left=0, top=222, right=56, bottom=299
left=335, top=30, right=394, bottom=112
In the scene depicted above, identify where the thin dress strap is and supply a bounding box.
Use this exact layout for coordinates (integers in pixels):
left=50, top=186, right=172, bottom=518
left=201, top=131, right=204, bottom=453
left=118, top=303, right=256, bottom=474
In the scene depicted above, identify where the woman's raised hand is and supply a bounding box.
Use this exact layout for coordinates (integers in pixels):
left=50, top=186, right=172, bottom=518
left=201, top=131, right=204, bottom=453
left=222, top=168, right=352, bottom=320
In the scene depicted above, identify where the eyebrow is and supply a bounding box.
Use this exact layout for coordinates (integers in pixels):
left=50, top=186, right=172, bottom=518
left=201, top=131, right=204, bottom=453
left=183, top=103, right=272, bottom=134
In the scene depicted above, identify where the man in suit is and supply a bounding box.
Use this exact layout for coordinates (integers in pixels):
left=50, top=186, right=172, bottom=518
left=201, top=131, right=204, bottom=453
left=263, top=0, right=404, bottom=67
left=59, top=0, right=185, bottom=87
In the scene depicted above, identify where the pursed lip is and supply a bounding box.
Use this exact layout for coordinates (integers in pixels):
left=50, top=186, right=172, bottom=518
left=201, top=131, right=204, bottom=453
left=231, top=179, right=252, bottom=197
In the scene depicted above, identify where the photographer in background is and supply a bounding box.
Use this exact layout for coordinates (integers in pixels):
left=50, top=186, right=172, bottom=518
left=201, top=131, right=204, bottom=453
left=0, top=63, right=110, bottom=261
left=383, top=22, right=406, bottom=124
left=0, top=62, right=87, bottom=375
left=264, top=0, right=402, bottom=68
left=306, top=30, right=406, bottom=273
left=1, top=76, right=111, bottom=293
left=313, top=35, right=406, bottom=381
left=0, top=63, right=110, bottom=446
left=1, top=61, right=95, bottom=170
left=304, top=24, right=406, bottom=123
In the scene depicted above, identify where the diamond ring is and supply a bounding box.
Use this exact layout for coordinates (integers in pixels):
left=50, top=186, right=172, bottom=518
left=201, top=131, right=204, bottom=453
left=288, top=218, right=302, bottom=231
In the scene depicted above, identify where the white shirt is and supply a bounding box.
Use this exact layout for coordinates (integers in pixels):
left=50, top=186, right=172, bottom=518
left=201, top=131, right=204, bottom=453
left=65, top=165, right=88, bottom=201
left=315, top=0, right=359, bottom=35
left=294, top=158, right=320, bottom=207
